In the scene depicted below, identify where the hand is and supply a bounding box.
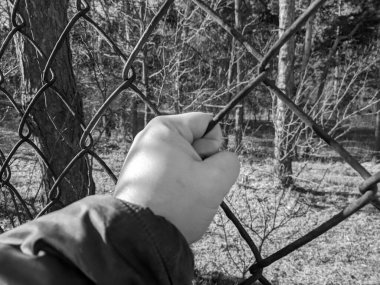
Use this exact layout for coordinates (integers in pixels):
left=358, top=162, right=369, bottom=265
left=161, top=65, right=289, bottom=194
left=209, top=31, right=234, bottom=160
left=114, top=112, right=240, bottom=243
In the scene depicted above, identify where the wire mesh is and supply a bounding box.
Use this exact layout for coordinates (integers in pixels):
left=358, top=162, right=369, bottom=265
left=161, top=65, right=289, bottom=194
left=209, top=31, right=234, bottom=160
left=0, top=0, right=379, bottom=284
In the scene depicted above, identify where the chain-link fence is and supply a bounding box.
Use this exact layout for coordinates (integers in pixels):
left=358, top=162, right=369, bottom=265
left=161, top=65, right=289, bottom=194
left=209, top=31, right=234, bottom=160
left=0, top=0, right=379, bottom=284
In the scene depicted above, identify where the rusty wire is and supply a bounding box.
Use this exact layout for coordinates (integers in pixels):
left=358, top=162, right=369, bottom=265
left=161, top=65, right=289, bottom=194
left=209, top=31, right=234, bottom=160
left=0, top=0, right=379, bottom=284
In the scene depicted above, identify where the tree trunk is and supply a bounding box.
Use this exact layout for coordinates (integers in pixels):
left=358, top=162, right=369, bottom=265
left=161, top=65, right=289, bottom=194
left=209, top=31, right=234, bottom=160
left=139, top=0, right=152, bottom=126
left=131, top=98, right=139, bottom=138
left=332, top=0, right=341, bottom=119
left=173, top=2, right=191, bottom=114
left=274, top=0, right=295, bottom=187
left=223, top=36, right=235, bottom=149
left=142, top=45, right=151, bottom=126
left=374, top=102, right=380, bottom=162
left=373, top=30, right=380, bottom=162
left=234, top=0, right=244, bottom=149
left=298, top=0, right=313, bottom=159
left=300, top=0, right=313, bottom=79
left=120, top=0, right=139, bottom=140
left=14, top=0, right=94, bottom=208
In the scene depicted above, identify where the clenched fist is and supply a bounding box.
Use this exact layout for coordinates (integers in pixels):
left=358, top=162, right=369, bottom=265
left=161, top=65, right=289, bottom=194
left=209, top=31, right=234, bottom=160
left=115, top=112, right=240, bottom=243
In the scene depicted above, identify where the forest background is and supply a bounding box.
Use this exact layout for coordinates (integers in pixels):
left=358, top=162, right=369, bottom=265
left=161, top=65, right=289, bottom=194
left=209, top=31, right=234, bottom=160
left=0, top=0, right=380, bottom=284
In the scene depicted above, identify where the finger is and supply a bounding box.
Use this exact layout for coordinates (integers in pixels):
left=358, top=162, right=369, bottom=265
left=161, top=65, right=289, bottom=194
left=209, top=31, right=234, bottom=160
left=163, top=112, right=217, bottom=143
left=201, top=151, right=240, bottom=201
left=192, top=125, right=222, bottom=157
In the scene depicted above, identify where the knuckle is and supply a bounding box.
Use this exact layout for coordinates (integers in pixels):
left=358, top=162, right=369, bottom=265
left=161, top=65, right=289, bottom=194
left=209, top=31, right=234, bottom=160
left=143, top=116, right=174, bottom=141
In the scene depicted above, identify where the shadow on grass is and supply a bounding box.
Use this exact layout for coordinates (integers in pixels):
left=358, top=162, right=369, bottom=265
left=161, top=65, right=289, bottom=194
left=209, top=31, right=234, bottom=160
left=293, top=185, right=361, bottom=199
left=193, top=270, right=245, bottom=285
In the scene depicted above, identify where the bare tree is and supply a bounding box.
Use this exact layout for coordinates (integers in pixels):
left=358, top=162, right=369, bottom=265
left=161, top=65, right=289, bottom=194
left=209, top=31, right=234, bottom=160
left=300, top=0, right=313, bottom=79
left=14, top=0, right=94, bottom=207
left=373, top=28, right=380, bottom=162
left=234, top=0, right=243, bottom=149
left=273, top=0, right=295, bottom=186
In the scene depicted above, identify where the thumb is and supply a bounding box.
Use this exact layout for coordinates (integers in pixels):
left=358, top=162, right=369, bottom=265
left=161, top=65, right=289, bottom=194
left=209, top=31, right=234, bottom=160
left=201, top=151, right=240, bottom=202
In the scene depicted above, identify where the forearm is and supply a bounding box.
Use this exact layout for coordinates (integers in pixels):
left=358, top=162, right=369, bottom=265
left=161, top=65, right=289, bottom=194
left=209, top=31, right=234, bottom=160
left=0, top=196, right=194, bottom=285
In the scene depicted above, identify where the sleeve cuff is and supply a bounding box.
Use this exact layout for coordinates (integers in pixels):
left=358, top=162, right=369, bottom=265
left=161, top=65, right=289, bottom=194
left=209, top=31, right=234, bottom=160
left=0, top=195, right=194, bottom=285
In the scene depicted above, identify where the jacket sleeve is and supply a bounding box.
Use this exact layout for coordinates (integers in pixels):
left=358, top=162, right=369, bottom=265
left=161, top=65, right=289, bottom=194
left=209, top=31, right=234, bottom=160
left=0, top=195, right=194, bottom=285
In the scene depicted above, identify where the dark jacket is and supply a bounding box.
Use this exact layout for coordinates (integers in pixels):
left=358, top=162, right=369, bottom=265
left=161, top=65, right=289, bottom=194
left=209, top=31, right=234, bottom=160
left=0, top=196, right=194, bottom=284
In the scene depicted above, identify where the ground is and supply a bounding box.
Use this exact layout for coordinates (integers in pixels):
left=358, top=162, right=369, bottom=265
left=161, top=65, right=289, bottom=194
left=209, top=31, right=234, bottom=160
left=0, top=127, right=379, bottom=285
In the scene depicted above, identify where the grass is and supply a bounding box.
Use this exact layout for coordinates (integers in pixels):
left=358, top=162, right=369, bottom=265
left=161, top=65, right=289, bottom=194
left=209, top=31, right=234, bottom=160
left=192, top=158, right=380, bottom=284
left=0, top=127, right=380, bottom=284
